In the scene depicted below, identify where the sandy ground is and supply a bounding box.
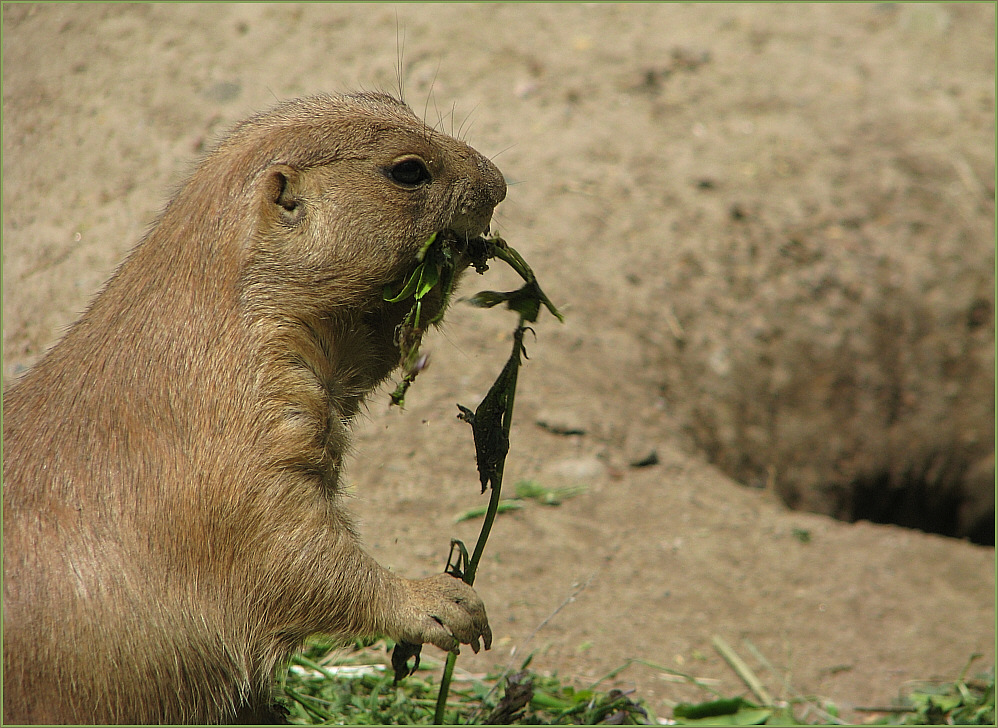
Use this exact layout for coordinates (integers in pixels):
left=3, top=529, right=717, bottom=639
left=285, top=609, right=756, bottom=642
left=2, top=4, right=994, bottom=723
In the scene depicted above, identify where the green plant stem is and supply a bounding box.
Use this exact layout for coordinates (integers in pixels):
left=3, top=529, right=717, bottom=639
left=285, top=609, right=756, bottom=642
left=433, top=324, right=524, bottom=725
left=434, top=651, right=459, bottom=724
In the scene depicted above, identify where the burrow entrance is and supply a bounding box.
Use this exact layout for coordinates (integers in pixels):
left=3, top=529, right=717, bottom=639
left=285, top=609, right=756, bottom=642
left=847, top=471, right=994, bottom=547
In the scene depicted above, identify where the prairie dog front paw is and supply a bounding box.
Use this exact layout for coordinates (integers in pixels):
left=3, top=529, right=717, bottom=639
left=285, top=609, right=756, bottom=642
left=396, top=573, right=492, bottom=654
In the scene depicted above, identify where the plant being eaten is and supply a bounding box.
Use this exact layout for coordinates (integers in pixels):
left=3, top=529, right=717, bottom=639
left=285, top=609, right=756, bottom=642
left=381, top=230, right=562, bottom=723
left=384, top=231, right=560, bottom=407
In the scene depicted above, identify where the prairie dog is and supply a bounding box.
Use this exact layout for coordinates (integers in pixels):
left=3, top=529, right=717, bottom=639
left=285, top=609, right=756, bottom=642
left=3, top=92, right=504, bottom=724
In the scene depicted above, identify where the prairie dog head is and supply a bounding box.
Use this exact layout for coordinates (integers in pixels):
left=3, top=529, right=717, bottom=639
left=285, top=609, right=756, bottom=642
left=178, top=92, right=506, bottom=318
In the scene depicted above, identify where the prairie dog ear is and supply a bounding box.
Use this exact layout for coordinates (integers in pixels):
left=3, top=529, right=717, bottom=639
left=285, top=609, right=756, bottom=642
left=262, top=164, right=306, bottom=225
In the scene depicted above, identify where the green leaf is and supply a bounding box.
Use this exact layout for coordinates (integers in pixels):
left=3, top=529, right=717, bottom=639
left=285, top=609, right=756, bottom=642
left=514, top=479, right=586, bottom=506
left=383, top=264, right=423, bottom=303
left=514, top=480, right=550, bottom=500
left=465, top=290, right=516, bottom=309
left=731, top=708, right=774, bottom=725
left=466, top=282, right=546, bottom=322
left=673, top=708, right=773, bottom=726
left=928, top=692, right=963, bottom=713
left=416, top=231, right=438, bottom=262
left=489, top=238, right=564, bottom=322
left=414, top=260, right=440, bottom=300
left=383, top=234, right=441, bottom=303
left=671, top=695, right=773, bottom=725
left=674, top=697, right=759, bottom=720
left=454, top=500, right=523, bottom=523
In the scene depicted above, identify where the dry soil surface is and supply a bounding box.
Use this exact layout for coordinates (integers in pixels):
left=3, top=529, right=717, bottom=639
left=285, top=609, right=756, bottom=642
left=2, top=4, right=994, bottom=724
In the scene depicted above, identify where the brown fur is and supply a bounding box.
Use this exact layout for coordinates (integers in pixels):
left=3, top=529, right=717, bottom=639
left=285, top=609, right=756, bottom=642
left=2, top=92, right=504, bottom=724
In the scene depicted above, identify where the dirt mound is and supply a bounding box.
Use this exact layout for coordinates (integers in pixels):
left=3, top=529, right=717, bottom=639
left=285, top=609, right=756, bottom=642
left=655, top=120, right=994, bottom=543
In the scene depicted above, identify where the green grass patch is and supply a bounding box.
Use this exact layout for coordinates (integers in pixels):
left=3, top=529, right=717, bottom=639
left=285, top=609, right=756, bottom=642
left=278, top=639, right=649, bottom=725
left=278, top=639, right=993, bottom=725
left=865, top=653, right=995, bottom=726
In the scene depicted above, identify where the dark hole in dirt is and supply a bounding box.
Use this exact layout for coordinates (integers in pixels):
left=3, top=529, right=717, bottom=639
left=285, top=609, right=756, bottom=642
left=848, top=471, right=994, bottom=547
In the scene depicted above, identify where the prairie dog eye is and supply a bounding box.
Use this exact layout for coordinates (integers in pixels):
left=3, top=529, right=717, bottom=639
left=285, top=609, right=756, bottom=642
left=387, top=156, right=432, bottom=187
